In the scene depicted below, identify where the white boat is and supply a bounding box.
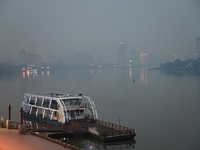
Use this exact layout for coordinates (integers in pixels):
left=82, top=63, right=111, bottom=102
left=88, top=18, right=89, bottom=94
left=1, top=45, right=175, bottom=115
left=22, top=93, right=98, bottom=125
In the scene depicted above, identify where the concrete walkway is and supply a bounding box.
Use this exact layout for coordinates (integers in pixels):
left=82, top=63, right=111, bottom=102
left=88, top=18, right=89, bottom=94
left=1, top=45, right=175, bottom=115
left=0, top=128, right=71, bottom=150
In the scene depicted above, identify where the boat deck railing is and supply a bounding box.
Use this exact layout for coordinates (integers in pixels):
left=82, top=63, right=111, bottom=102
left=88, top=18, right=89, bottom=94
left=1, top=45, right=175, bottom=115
left=96, top=120, right=134, bottom=133
left=95, top=120, right=135, bottom=139
left=24, top=121, right=88, bottom=133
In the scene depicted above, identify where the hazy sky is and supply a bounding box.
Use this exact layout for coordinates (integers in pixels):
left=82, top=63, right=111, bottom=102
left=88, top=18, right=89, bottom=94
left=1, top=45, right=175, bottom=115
left=0, top=0, right=200, bottom=62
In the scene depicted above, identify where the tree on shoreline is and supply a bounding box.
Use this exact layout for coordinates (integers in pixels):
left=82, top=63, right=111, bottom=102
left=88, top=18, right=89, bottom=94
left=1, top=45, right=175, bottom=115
left=160, top=58, right=200, bottom=71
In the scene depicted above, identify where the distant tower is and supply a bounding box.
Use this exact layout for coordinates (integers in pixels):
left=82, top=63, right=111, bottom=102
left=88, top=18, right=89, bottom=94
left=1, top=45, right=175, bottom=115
left=129, top=50, right=140, bottom=65
left=118, top=42, right=127, bottom=65
left=197, top=37, right=200, bottom=59
left=174, top=54, right=180, bottom=60
left=140, top=52, right=148, bottom=64
left=18, top=49, right=28, bottom=65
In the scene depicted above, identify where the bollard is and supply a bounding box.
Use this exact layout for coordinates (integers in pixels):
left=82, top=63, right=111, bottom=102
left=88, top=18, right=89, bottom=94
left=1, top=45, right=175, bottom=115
left=8, top=104, right=11, bottom=120
left=20, top=107, right=23, bottom=125
left=18, top=124, right=26, bottom=134
left=18, top=107, right=26, bottom=134
left=6, top=104, right=12, bottom=129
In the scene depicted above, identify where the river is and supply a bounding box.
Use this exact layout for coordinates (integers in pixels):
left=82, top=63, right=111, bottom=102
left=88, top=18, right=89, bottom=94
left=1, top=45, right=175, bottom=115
left=0, top=68, right=199, bottom=150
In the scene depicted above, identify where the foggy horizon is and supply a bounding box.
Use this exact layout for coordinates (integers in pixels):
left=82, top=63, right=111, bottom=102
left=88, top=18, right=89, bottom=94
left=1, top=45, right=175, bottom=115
left=0, top=0, right=200, bottom=64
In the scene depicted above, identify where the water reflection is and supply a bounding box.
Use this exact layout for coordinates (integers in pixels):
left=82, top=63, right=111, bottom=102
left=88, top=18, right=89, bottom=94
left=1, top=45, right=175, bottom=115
left=197, top=76, right=200, bottom=98
left=140, top=68, right=148, bottom=85
left=22, top=71, right=37, bottom=79
left=22, top=72, right=26, bottom=79
left=52, top=135, right=136, bottom=150
left=41, top=71, right=50, bottom=77
left=129, top=68, right=132, bottom=78
left=119, top=68, right=127, bottom=89
left=78, top=138, right=136, bottom=150
left=47, top=71, right=50, bottom=76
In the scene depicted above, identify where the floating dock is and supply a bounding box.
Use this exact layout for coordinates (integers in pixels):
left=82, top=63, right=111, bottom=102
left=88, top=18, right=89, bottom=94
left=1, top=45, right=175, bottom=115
left=21, top=93, right=136, bottom=142
left=24, top=119, right=136, bottom=141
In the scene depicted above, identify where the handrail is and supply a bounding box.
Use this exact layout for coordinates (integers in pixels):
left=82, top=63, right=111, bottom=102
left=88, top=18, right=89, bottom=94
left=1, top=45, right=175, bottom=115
left=96, top=119, right=135, bottom=137
left=24, top=121, right=88, bottom=132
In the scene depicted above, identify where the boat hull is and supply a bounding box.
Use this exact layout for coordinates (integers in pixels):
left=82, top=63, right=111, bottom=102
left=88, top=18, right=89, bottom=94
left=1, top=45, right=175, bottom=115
left=23, top=113, right=62, bottom=125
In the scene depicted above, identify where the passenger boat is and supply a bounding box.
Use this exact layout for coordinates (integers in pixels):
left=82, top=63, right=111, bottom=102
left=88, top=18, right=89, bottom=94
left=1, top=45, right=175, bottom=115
left=22, top=93, right=98, bottom=125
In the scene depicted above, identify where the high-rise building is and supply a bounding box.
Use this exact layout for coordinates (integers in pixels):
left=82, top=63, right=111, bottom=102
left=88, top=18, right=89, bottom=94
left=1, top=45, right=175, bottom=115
left=129, top=50, right=140, bottom=65
left=18, top=49, right=28, bottom=65
left=174, top=54, right=180, bottom=60
left=118, top=42, right=127, bottom=65
left=28, top=54, right=41, bottom=66
left=140, top=52, right=147, bottom=64
left=18, top=49, right=41, bottom=66
left=197, top=37, right=200, bottom=59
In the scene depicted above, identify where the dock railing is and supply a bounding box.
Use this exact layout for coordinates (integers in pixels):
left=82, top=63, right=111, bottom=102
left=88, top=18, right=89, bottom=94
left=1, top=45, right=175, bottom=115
left=24, top=121, right=88, bottom=133
left=96, top=119, right=135, bottom=137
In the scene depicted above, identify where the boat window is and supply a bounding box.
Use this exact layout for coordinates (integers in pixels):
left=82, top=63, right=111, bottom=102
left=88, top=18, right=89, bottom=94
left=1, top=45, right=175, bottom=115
left=74, top=100, right=79, bottom=105
left=76, top=111, right=80, bottom=116
left=80, top=111, right=84, bottom=116
left=64, top=101, right=68, bottom=106
left=43, top=99, right=50, bottom=108
left=37, top=108, right=44, bottom=117
left=31, top=107, right=37, bottom=115
left=24, top=105, right=31, bottom=113
left=68, top=98, right=79, bottom=106
left=29, top=97, right=36, bottom=105
left=52, top=111, right=59, bottom=121
left=36, top=97, right=43, bottom=106
left=24, top=96, right=29, bottom=103
left=44, top=109, right=51, bottom=119
left=70, top=111, right=75, bottom=119
left=69, top=100, right=73, bottom=105
left=50, top=100, right=58, bottom=110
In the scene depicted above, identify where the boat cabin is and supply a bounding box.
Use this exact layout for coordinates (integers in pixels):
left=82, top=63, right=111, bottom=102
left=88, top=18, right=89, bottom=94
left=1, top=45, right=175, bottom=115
left=22, top=93, right=98, bottom=124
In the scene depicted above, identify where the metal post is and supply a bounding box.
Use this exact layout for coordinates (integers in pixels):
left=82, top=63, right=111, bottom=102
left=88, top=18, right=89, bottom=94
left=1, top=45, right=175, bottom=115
left=20, top=107, right=23, bottom=125
left=18, top=107, right=26, bottom=134
left=118, top=117, right=121, bottom=126
left=0, top=109, right=1, bottom=126
left=8, top=104, right=11, bottom=120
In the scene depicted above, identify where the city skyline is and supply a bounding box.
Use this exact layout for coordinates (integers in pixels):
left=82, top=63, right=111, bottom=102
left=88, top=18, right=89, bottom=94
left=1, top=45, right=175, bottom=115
left=16, top=45, right=197, bottom=67
left=0, top=0, right=200, bottom=64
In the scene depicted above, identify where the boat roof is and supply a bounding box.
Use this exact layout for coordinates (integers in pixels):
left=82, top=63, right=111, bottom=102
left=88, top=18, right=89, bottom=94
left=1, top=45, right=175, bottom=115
left=25, top=92, right=83, bottom=99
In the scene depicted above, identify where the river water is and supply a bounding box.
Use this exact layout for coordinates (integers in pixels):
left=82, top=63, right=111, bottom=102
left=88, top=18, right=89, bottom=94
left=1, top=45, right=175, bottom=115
left=0, top=68, right=200, bottom=150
